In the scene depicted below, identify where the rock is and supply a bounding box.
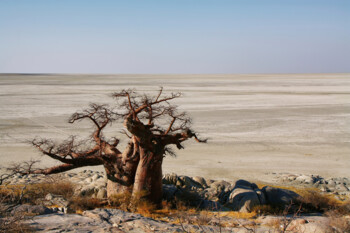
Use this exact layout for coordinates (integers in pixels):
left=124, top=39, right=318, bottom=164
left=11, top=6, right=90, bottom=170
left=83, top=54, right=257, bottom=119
left=173, top=175, right=202, bottom=189
left=335, top=184, right=348, bottom=192
left=27, top=213, right=110, bottom=232
left=199, top=200, right=223, bottom=210
left=192, top=176, right=208, bottom=188
left=287, top=174, right=297, bottom=181
left=163, top=174, right=204, bottom=190
left=262, top=186, right=300, bottom=206
left=91, top=174, right=100, bottom=181
left=326, top=179, right=336, bottom=187
left=226, top=180, right=261, bottom=212
left=79, top=185, right=96, bottom=197
left=162, top=184, right=180, bottom=201
left=11, top=204, right=54, bottom=215
left=226, top=187, right=260, bottom=212
left=234, top=179, right=258, bottom=190
left=296, top=175, right=314, bottom=184
left=255, top=189, right=267, bottom=205
left=45, top=193, right=54, bottom=201
left=162, top=173, right=178, bottom=185
left=101, top=209, right=142, bottom=224
left=40, top=193, right=69, bottom=207
left=85, top=177, right=93, bottom=183
left=319, top=185, right=329, bottom=192
left=313, top=180, right=321, bottom=188
left=96, top=188, right=107, bottom=199
left=204, top=180, right=232, bottom=203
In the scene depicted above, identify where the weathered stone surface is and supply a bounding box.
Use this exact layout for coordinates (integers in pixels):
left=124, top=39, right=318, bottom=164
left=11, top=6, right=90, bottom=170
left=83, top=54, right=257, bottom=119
left=255, top=189, right=267, bottom=205
left=162, top=184, right=180, bottom=201
left=78, top=186, right=95, bottom=196
left=95, top=187, right=107, bottom=199
left=40, top=193, right=69, bottom=207
left=226, top=187, right=260, bottom=212
left=203, top=180, right=232, bottom=203
left=296, top=175, right=314, bottom=184
left=162, top=173, right=178, bottom=186
left=198, top=199, right=223, bottom=210
left=11, top=204, right=54, bottom=215
left=225, top=180, right=263, bottom=212
left=234, top=179, right=258, bottom=190
left=27, top=213, right=111, bottom=232
left=178, top=176, right=203, bottom=189
left=28, top=208, right=329, bottom=233
left=192, top=176, right=208, bottom=188
left=262, top=186, right=300, bottom=206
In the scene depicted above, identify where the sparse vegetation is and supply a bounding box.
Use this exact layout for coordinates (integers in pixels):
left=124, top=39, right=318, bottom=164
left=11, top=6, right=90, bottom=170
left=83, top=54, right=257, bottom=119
left=1, top=171, right=350, bottom=232
left=299, top=189, right=342, bottom=213
left=68, top=197, right=106, bottom=213
left=0, top=181, right=75, bottom=205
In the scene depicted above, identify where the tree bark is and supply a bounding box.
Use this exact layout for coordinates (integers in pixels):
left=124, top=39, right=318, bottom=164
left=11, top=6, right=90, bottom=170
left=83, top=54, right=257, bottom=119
left=132, top=148, right=151, bottom=197
left=132, top=146, right=164, bottom=207
left=103, top=141, right=139, bottom=197
left=149, top=157, right=163, bottom=207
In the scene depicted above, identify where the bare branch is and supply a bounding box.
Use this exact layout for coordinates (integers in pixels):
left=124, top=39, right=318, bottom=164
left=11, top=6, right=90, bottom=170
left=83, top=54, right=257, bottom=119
left=165, top=117, right=176, bottom=135
left=6, top=159, right=40, bottom=176
left=155, top=87, right=163, bottom=102
left=31, top=160, right=102, bottom=175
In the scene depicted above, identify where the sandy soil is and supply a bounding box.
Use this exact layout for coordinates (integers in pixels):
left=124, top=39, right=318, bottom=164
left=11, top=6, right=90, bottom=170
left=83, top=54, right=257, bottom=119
left=0, top=73, right=349, bottom=182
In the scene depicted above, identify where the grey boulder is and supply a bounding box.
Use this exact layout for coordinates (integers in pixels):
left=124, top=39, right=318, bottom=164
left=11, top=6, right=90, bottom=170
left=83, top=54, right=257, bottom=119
left=11, top=204, right=54, bottom=215
left=262, top=186, right=300, bottom=206
left=226, top=180, right=261, bottom=213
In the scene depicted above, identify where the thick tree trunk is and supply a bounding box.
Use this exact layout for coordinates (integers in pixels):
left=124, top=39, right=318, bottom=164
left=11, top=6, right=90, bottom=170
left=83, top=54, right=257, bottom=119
left=132, top=148, right=163, bottom=207
left=103, top=141, right=139, bottom=197
left=149, top=158, right=163, bottom=207
left=132, top=148, right=151, bottom=197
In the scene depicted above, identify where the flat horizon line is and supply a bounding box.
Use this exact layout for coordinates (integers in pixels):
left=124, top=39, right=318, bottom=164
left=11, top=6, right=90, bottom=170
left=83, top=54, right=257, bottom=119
left=1, top=72, right=349, bottom=76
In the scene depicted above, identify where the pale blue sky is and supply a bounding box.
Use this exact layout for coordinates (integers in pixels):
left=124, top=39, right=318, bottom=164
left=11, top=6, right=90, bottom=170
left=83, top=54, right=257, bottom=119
left=0, top=0, right=349, bottom=73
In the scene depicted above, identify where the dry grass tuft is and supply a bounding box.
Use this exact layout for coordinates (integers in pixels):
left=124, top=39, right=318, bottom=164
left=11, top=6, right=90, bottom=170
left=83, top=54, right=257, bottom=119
left=326, top=215, right=350, bottom=233
left=108, top=191, right=132, bottom=211
left=135, top=200, right=156, bottom=216
left=0, top=215, right=34, bottom=233
left=210, top=210, right=257, bottom=219
left=298, top=189, right=342, bottom=212
left=108, top=190, right=158, bottom=216
left=0, top=181, right=75, bottom=205
left=252, top=204, right=285, bottom=215
left=0, top=194, right=34, bottom=232
left=68, top=197, right=105, bottom=212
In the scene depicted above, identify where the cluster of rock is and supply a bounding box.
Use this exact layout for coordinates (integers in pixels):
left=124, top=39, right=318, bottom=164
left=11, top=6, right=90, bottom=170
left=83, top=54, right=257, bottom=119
left=4, top=170, right=108, bottom=199
left=162, top=173, right=300, bottom=212
left=23, top=208, right=331, bottom=233
left=275, top=173, right=350, bottom=198
left=4, top=170, right=350, bottom=213
left=2, top=170, right=349, bottom=232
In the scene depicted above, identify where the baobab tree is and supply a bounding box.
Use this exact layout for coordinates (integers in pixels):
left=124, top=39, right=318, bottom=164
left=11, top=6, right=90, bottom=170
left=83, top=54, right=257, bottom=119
left=28, top=88, right=206, bottom=206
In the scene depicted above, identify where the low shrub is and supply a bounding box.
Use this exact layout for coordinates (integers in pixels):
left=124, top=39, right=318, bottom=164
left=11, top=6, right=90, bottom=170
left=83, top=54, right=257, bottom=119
left=252, top=204, right=285, bottom=215
left=298, top=189, right=341, bottom=213
left=68, top=197, right=105, bottom=212
left=0, top=181, right=75, bottom=205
